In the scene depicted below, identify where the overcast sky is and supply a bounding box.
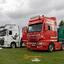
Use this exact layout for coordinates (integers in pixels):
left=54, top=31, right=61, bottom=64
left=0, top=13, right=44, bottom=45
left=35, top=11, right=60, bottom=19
left=0, top=0, right=64, bottom=29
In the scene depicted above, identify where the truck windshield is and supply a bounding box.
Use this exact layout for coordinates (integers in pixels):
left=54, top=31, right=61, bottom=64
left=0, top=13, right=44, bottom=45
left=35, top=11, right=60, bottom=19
left=0, top=29, right=7, bottom=36
left=28, top=23, right=42, bottom=32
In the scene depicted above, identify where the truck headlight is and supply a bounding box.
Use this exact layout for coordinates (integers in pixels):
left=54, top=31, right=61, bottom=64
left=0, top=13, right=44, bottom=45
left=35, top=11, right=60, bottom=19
left=38, top=42, right=43, bottom=45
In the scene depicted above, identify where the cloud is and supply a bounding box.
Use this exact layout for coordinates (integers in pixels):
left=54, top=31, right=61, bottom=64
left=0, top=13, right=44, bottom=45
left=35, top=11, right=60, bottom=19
left=1, top=0, right=24, bottom=13
left=0, top=0, right=64, bottom=28
left=54, top=0, right=64, bottom=10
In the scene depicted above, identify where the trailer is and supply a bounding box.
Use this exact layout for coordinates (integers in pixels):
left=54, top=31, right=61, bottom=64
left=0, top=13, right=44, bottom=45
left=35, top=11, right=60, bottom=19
left=58, top=26, right=64, bottom=49
left=0, top=24, right=20, bottom=48
left=26, top=15, right=64, bottom=52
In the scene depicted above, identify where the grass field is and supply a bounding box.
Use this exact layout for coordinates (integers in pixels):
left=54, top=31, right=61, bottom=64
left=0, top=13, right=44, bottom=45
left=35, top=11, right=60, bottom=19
left=0, top=48, right=64, bottom=64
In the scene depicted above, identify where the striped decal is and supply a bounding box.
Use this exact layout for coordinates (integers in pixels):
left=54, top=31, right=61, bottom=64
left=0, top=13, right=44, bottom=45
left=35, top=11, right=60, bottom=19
left=50, top=36, right=57, bottom=38
left=43, top=40, right=57, bottom=42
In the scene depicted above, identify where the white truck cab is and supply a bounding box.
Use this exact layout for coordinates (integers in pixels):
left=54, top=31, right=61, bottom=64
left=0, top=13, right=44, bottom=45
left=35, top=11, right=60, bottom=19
left=0, top=24, right=20, bottom=48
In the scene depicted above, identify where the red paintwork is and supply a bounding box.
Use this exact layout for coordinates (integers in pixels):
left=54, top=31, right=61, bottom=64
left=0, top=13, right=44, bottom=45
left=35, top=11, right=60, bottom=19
left=26, top=16, right=61, bottom=51
left=22, top=26, right=28, bottom=45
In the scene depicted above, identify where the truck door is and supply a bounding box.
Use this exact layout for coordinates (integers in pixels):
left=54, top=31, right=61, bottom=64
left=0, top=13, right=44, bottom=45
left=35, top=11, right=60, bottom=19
left=7, top=30, right=13, bottom=43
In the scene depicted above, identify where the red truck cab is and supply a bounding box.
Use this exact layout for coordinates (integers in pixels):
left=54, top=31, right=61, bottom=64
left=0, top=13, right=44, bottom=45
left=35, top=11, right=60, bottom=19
left=26, top=15, right=62, bottom=52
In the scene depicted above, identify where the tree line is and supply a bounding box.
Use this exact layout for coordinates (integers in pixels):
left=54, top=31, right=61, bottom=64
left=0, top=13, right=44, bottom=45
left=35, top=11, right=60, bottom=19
left=59, top=20, right=64, bottom=27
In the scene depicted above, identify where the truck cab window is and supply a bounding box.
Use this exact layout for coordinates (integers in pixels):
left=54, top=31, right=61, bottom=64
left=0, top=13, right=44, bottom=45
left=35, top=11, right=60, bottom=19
left=48, top=25, right=52, bottom=30
left=48, top=25, right=50, bottom=30
left=9, top=31, right=12, bottom=35
left=0, top=29, right=7, bottom=36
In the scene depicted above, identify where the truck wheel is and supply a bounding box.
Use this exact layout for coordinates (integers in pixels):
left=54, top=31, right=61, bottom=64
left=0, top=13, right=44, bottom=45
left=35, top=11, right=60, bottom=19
left=48, top=44, right=54, bottom=52
left=20, top=41, right=24, bottom=47
left=11, top=43, right=16, bottom=48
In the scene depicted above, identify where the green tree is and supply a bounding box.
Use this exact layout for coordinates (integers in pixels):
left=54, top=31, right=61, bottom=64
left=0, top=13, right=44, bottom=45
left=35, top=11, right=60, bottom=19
left=59, top=20, right=64, bottom=26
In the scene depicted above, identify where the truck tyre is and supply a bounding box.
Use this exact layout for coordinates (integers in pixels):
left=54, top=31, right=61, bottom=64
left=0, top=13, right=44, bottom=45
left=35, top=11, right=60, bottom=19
left=20, top=40, right=23, bottom=47
left=11, top=43, right=16, bottom=48
left=48, top=44, right=54, bottom=52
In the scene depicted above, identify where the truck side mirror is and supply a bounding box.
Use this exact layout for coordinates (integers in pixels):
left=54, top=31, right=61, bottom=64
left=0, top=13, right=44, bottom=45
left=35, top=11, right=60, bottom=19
left=27, top=27, right=28, bottom=33
left=44, top=24, right=48, bottom=31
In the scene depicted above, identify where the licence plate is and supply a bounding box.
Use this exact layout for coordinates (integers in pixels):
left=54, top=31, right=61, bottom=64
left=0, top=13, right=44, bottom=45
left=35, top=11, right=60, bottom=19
left=32, top=43, right=36, bottom=46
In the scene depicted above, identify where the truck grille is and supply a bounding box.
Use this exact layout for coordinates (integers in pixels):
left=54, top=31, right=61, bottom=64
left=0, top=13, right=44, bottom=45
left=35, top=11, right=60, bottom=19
left=28, top=36, right=39, bottom=42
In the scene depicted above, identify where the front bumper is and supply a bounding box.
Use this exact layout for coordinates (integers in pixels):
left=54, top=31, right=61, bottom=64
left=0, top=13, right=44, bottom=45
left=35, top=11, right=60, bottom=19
left=26, top=43, right=48, bottom=50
